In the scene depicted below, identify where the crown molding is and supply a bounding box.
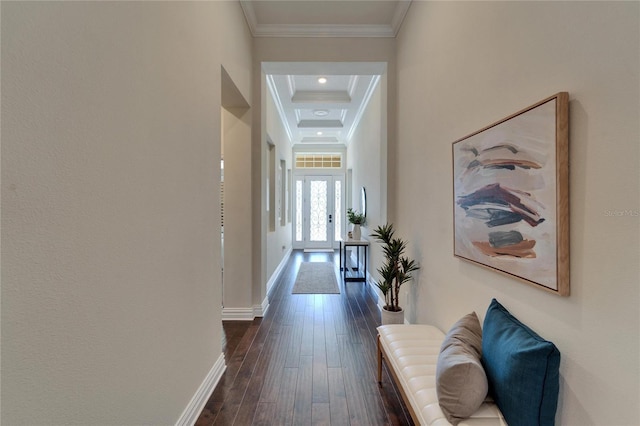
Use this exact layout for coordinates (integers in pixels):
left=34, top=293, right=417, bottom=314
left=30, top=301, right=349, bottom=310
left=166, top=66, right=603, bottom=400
left=266, top=74, right=294, bottom=145
left=240, top=1, right=412, bottom=38
left=239, top=1, right=258, bottom=35
left=347, top=75, right=381, bottom=143
left=252, top=24, right=396, bottom=38
left=391, top=0, right=412, bottom=36
left=347, top=75, right=359, bottom=97
left=263, top=62, right=386, bottom=76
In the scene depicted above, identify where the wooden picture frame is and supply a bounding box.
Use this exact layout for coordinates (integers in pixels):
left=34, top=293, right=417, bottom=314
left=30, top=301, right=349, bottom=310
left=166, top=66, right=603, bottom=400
left=452, top=93, right=569, bottom=296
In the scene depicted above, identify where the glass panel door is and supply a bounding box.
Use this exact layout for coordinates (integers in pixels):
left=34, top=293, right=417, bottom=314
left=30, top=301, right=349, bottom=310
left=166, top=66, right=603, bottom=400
left=334, top=179, right=343, bottom=243
left=304, top=177, right=332, bottom=249
left=293, top=175, right=344, bottom=250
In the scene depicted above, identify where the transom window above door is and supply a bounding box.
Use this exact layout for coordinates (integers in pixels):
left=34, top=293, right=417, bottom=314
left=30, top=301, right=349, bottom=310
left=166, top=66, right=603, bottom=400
left=295, top=153, right=342, bottom=169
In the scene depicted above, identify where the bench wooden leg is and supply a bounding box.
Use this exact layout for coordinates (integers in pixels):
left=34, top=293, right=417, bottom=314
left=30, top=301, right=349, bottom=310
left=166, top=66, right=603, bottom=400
left=377, top=335, right=382, bottom=383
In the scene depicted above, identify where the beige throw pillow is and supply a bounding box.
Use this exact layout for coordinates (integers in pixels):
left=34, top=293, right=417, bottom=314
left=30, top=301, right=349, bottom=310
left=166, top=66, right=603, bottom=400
left=436, top=312, right=488, bottom=425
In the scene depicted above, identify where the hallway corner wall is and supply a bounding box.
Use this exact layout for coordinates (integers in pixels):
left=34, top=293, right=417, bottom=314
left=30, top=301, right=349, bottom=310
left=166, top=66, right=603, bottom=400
left=222, top=106, right=253, bottom=314
left=395, top=2, right=639, bottom=425
left=1, top=2, right=252, bottom=424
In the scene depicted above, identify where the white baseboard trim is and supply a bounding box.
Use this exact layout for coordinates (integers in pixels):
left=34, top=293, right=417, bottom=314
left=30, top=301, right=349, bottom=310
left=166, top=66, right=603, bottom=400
left=367, top=275, right=385, bottom=311
left=221, top=307, right=255, bottom=321
left=254, top=296, right=270, bottom=318
left=175, top=353, right=226, bottom=426
left=221, top=248, right=290, bottom=321
left=267, top=247, right=292, bottom=296
left=222, top=298, right=270, bottom=320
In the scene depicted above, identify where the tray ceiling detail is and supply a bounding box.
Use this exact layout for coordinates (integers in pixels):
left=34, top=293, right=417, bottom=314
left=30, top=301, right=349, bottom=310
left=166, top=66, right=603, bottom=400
left=266, top=69, right=381, bottom=146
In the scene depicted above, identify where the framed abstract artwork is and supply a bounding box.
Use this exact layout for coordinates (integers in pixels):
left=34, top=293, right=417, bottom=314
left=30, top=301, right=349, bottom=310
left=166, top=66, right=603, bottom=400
left=452, top=93, right=569, bottom=295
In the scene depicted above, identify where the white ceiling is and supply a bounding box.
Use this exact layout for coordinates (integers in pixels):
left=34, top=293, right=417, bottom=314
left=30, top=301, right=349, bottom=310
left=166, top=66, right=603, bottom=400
left=251, top=2, right=409, bottom=147
left=240, top=0, right=411, bottom=38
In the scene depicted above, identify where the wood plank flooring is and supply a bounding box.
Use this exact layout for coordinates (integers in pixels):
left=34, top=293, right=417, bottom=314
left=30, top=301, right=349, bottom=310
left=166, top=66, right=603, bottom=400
left=196, top=250, right=414, bottom=426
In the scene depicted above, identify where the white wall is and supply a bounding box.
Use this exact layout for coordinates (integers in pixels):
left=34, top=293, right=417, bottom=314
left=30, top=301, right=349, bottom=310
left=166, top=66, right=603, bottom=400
left=1, top=2, right=252, bottom=424
left=222, top=107, right=253, bottom=313
left=395, top=2, right=639, bottom=425
left=348, top=81, right=385, bottom=229
left=265, top=84, right=293, bottom=288
left=346, top=81, right=388, bottom=294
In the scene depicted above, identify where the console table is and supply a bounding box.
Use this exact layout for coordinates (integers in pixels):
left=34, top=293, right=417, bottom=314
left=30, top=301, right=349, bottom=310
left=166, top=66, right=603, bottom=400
left=339, top=238, right=369, bottom=282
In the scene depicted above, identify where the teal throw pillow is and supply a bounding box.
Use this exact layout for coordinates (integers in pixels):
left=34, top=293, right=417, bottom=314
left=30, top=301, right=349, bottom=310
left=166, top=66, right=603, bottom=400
left=481, top=299, right=560, bottom=426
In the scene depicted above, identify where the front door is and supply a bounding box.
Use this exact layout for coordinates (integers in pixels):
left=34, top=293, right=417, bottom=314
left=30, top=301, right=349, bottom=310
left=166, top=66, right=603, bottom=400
left=295, top=175, right=343, bottom=250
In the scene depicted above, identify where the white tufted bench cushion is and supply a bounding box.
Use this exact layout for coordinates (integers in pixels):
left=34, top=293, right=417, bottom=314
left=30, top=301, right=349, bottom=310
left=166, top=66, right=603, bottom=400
left=377, top=324, right=506, bottom=426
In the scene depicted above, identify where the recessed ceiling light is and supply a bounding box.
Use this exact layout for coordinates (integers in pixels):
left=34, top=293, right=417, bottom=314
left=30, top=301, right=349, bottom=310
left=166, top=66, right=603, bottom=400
left=317, top=131, right=323, bottom=136
left=318, top=77, right=327, bottom=84
left=313, top=109, right=329, bottom=117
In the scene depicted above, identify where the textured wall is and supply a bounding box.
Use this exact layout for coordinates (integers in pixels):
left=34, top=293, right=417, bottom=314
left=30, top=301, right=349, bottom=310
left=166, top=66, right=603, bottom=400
left=395, top=2, right=639, bottom=425
left=222, top=106, right=253, bottom=311
left=2, top=2, right=251, bottom=424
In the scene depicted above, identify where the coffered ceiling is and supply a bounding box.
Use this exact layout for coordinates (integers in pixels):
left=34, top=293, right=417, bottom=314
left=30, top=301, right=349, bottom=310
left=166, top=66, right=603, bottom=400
left=251, top=2, right=409, bottom=147
left=265, top=62, right=385, bottom=146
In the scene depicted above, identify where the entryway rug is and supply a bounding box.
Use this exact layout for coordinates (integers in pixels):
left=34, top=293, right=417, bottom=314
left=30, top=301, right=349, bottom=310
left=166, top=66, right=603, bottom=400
left=292, top=262, right=340, bottom=294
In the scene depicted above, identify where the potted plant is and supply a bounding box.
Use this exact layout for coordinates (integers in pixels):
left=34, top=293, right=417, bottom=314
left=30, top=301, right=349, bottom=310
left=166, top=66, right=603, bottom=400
left=347, top=208, right=365, bottom=240
left=371, top=223, right=420, bottom=324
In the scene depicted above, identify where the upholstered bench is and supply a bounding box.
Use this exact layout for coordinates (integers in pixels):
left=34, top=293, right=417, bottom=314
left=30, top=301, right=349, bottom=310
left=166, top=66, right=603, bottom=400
left=377, top=299, right=560, bottom=426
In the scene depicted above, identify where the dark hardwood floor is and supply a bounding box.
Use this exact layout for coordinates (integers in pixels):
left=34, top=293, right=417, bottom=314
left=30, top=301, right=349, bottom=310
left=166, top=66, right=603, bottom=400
left=196, top=250, right=413, bottom=426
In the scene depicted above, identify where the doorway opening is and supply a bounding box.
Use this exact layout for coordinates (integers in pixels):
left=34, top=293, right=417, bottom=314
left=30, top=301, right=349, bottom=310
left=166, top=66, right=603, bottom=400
left=221, top=66, right=251, bottom=319
left=261, top=60, right=388, bottom=297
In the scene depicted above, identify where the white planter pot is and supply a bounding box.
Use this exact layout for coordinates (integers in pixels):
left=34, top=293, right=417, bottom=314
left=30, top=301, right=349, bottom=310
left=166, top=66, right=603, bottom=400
left=381, top=307, right=404, bottom=325
left=352, top=224, right=361, bottom=240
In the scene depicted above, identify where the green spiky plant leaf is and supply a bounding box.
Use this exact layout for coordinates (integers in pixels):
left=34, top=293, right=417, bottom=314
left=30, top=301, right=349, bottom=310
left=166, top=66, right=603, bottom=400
left=347, top=208, right=366, bottom=225
left=371, top=223, right=420, bottom=312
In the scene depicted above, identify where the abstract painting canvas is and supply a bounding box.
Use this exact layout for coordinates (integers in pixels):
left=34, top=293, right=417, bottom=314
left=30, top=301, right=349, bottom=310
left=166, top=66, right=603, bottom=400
left=452, top=93, right=569, bottom=295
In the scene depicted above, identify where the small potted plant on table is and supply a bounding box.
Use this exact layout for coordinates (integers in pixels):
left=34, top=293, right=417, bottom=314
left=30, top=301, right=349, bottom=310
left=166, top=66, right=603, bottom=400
left=347, top=208, right=365, bottom=240
left=371, top=223, right=420, bottom=324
